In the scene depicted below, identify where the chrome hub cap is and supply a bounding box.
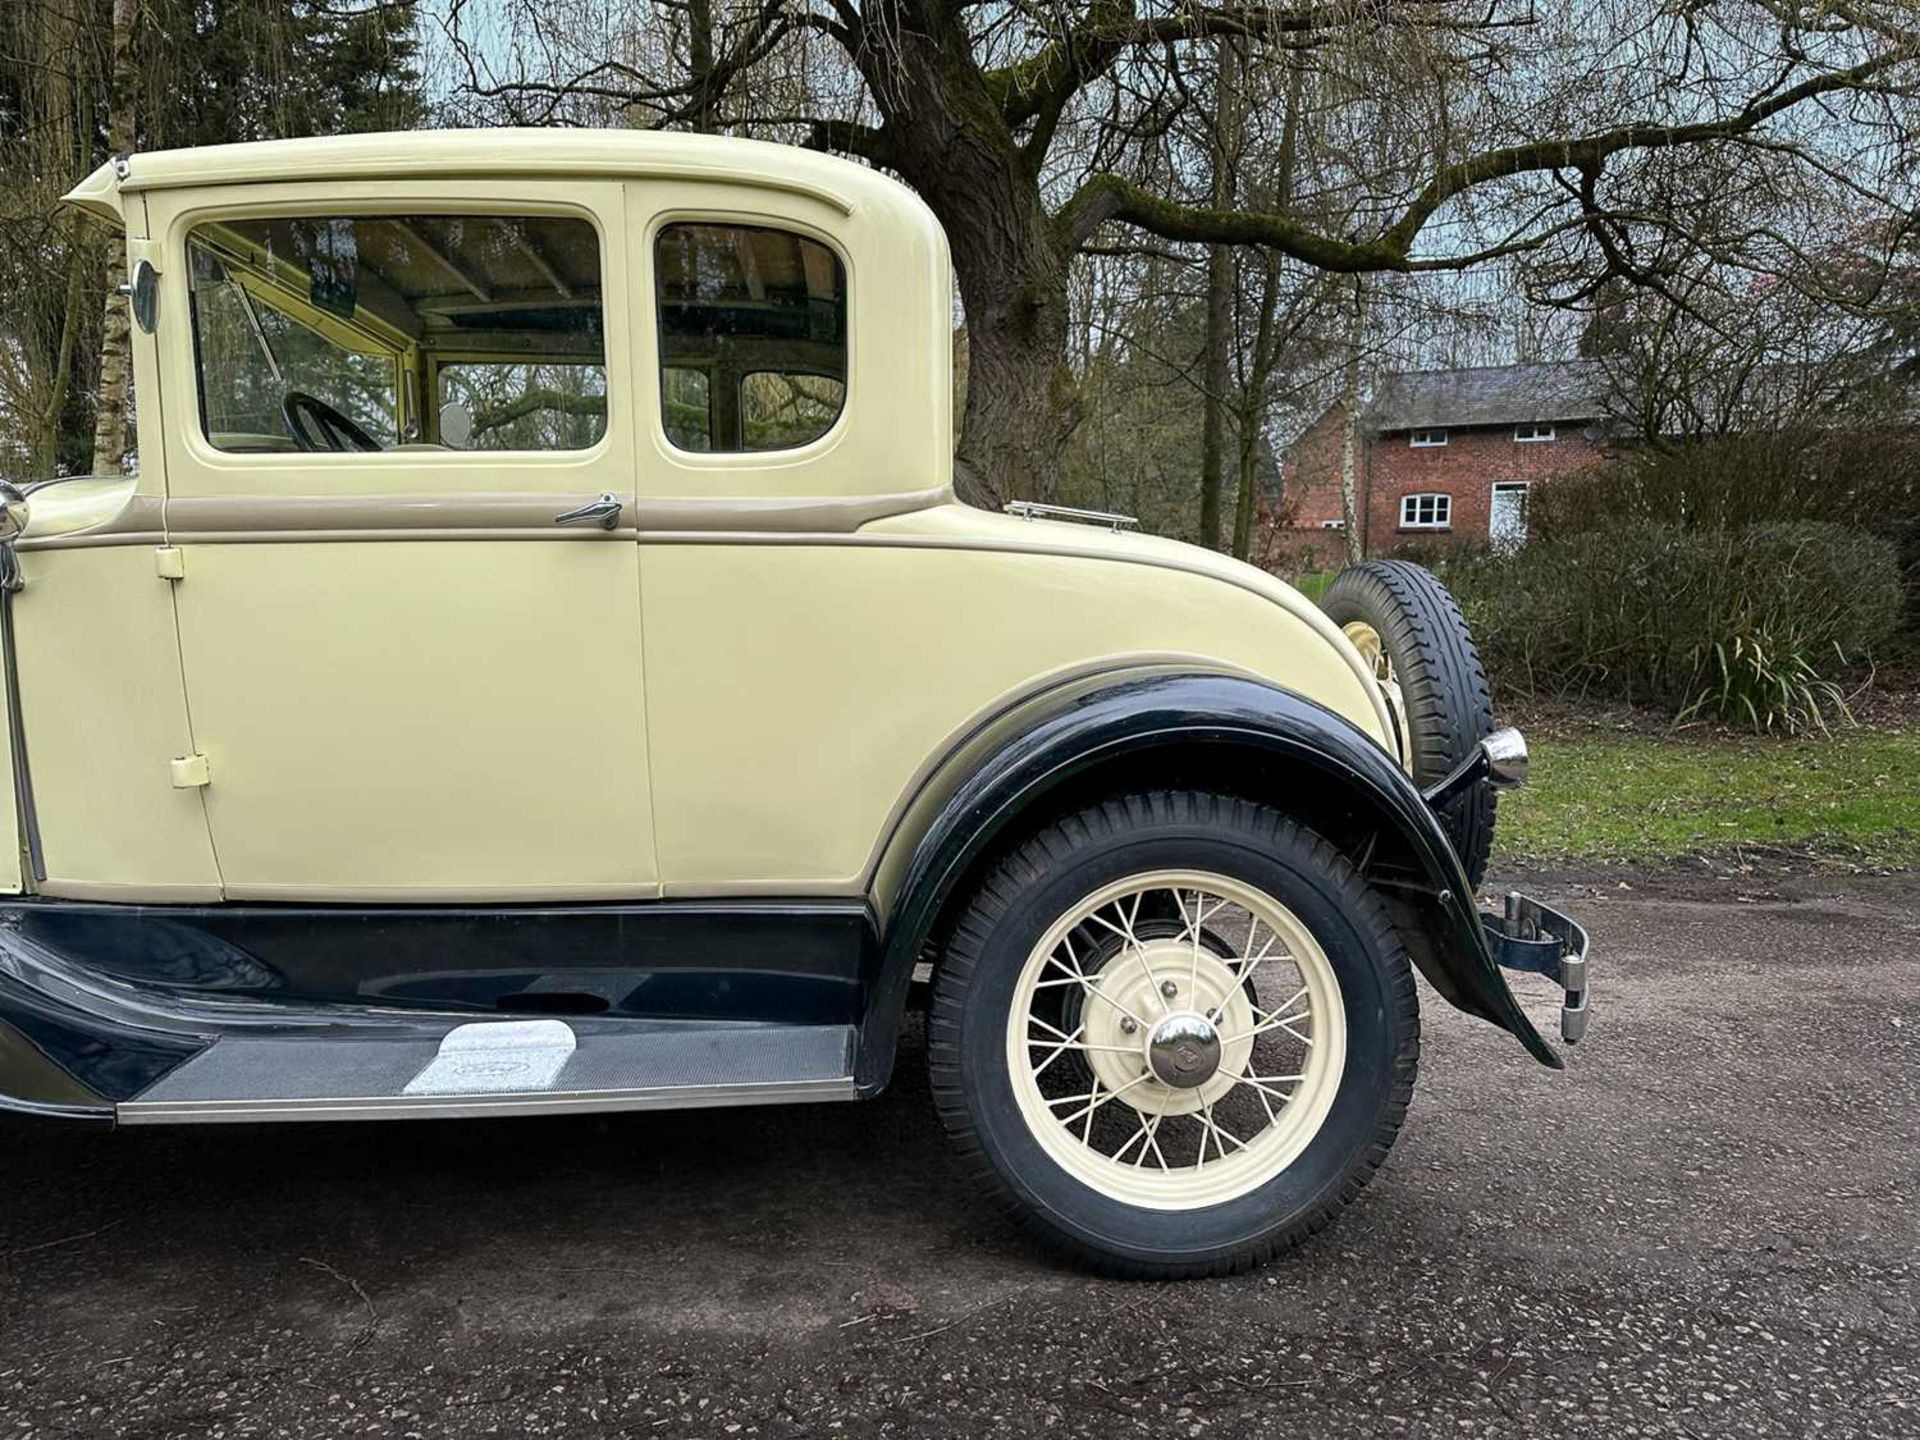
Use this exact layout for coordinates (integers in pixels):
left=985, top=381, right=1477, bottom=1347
left=1146, top=1013, right=1222, bottom=1089
left=1008, top=870, right=1347, bottom=1210
left=1077, top=935, right=1256, bottom=1119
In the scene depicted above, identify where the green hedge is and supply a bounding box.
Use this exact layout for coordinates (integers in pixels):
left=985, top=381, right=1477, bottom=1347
left=1450, top=521, right=1903, bottom=732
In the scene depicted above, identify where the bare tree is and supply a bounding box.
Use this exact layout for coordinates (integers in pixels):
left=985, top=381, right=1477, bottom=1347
left=1196, top=38, right=1242, bottom=551
left=88, top=0, right=137, bottom=476
left=1226, top=51, right=1307, bottom=561
left=1334, top=278, right=1366, bottom=565
left=1580, top=218, right=1920, bottom=443
left=443, top=1, right=1920, bottom=506
left=0, top=0, right=109, bottom=478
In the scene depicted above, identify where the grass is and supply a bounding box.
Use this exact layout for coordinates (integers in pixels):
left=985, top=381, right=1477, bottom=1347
left=1292, top=570, right=1337, bottom=604
left=1496, top=726, right=1920, bottom=867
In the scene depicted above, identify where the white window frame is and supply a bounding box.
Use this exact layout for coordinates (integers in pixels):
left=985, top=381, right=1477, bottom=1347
left=1319, top=518, right=1345, bottom=531
left=1490, top=481, right=1530, bottom=548
left=1398, top=493, right=1451, bottom=531
left=1514, top=422, right=1556, bottom=443
left=1408, top=428, right=1449, bottom=448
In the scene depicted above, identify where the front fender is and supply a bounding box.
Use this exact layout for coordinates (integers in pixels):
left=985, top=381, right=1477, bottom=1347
left=854, top=669, right=1557, bottom=1092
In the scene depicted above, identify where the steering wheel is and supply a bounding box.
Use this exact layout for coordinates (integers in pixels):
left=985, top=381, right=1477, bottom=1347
left=282, top=390, right=381, bottom=453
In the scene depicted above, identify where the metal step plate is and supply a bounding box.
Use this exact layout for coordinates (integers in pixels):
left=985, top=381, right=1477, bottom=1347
left=119, top=1020, right=857, bottom=1124
left=404, top=1019, right=577, bottom=1096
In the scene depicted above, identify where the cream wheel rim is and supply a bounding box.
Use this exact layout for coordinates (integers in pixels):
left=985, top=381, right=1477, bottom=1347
left=1006, top=869, right=1347, bottom=1211
left=1343, top=620, right=1413, bottom=774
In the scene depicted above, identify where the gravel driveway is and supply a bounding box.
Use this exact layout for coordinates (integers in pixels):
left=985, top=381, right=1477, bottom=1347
left=3, top=866, right=1915, bottom=1438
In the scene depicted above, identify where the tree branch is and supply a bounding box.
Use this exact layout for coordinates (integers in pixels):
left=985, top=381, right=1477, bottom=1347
left=1376, top=48, right=1916, bottom=257
left=1054, top=44, right=1919, bottom=266
left=989, top=1, right=1338, bottom=139
left=802, top=119, right=893, bottom=165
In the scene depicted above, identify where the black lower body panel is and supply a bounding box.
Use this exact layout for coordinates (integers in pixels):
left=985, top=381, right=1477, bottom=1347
left=0, top=897, right=875, bottom=1118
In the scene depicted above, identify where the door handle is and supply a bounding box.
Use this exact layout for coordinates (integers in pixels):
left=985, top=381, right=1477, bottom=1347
left=554, top=493, right=623, bottom=531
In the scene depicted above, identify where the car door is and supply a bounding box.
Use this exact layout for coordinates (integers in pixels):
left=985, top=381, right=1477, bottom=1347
left=151, top=180, right=656, bottom=901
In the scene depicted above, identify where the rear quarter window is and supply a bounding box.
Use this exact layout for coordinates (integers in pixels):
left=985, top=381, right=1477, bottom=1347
left=654, top=223, right=846, bottom=453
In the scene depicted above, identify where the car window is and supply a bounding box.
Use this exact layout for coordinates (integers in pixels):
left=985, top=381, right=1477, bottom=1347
left=186, top=213, right=605, bottom=455
left=437, top=361, right=607, bottom=451
left=654, top=223, right=846, bottom=452
left=188, top=248, right=398, bottom=450
left=661, top=366, right=712, bottom=451
left=740, top=371, right=848, bottom=451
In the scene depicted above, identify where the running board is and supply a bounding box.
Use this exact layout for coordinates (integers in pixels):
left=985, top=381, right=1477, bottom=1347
left=119, top=1019, right=857, bottom=1124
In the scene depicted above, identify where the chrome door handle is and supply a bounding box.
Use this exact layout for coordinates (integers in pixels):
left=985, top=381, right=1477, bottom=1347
left=554, top=493, right=623, bottom=531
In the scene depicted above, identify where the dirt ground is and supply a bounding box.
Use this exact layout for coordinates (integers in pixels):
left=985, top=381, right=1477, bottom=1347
left=2, top=865, right=1916, bottom=1438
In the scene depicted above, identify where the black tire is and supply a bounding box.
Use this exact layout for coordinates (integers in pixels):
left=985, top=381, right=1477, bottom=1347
left=927, top=792, right=1419, bottom=1279
left=1321, top=560, right=1497, bottom=887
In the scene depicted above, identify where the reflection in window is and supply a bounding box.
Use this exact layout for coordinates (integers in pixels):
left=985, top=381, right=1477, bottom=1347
left=438, top=362, right=606, bottom=451
left=186, top=213, right=605, bottom=454
left=655, top=223, right=846, bottom=452
left=741, top=371, right=847, bottom=451
left=662, top=367, right=712, bottom=451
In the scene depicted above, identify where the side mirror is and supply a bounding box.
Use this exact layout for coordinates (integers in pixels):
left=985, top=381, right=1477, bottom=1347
left=438, top=400, right=474, bottom=449
left=119, top=258, right=160, bottom=334
left=0, top=482, right=27, bottom=543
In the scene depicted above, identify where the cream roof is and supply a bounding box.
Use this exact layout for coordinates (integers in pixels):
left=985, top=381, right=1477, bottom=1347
left=64, top=128, right=910, bottom=225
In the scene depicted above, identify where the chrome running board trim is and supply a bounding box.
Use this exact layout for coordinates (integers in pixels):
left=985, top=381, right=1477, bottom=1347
left=119, top=1075, right=857, bottom=1124
left=117, top=1018, right=859, bottom=1123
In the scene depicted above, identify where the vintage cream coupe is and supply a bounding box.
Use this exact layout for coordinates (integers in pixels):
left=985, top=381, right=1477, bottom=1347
left=0, top=131, right=1590, bottom=1277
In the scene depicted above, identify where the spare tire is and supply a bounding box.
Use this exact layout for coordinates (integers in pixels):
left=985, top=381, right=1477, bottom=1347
left=1321, top=560, right=1497, bottom=887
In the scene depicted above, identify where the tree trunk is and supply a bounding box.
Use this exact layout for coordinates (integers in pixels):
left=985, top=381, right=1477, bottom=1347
left=1229, top=58, right=1300, bottom=562
left=1199, top=245, right=1232, bottom=549
left=90, top=0, right=137, bottom=477
left=32, top=231, right=94, bottom=477
left=1231, top=250, right=1283, bottom=560
left=1336, top=277, right=1368, bottom=566
left=949, top=256, right=1079, bottom=507
left=1198, top=40, right=1243, bottom=551
left=851, top=3, right=1079, bottom=507
left=686, top=0, right=717, bottom=134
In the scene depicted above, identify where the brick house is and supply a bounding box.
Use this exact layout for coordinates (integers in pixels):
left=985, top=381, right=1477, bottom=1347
left=1280, top=360, right=1610, bottom=568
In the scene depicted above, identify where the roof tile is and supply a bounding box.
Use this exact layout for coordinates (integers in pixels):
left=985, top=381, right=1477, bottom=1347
left=1366, top=360, right=1607, bottom=431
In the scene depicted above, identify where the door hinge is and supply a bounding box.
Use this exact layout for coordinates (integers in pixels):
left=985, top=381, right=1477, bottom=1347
left=154, top=545, right=184, bottom=580
left=169, top=754, right=210, bottom=789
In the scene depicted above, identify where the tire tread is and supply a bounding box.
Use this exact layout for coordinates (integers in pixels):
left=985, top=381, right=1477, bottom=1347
left=1323, top=560, right=1496, bottom=886
left=926, top=790, right=1419, bottom=1280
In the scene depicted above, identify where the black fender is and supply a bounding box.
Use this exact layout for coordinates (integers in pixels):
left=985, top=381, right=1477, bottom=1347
left=853, top=667, right=1557, bottom=1092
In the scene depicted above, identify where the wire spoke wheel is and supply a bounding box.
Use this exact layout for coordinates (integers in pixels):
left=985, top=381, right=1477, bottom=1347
left=1342, top=619, right=1411, bottom=773
left=1006, top=869, right=1347, bottom=1210
left=931, top=792, right=1418, bottom=1277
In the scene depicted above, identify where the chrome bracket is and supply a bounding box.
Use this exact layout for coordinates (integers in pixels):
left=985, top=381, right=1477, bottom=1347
left=1483, top=892, right=1592, bottom=1045
left=1003, top=500, right=1140, bottom=532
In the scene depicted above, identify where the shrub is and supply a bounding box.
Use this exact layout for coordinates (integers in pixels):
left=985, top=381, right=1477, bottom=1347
left=1527, top=427, right=1920, bottom=616
left=1452, top=521, right=1904, bottom=733
left=1381, top=532, right=1491, bottom=570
